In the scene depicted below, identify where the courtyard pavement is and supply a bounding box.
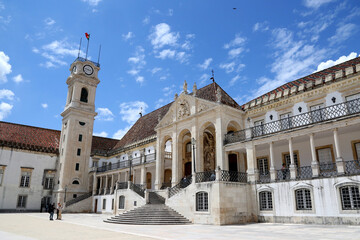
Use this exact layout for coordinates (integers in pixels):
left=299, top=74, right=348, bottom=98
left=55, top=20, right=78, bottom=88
left=0, top=213, right=359, bottom=240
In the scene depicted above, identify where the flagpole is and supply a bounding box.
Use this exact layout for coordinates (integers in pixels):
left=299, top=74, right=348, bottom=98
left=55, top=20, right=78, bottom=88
left=77, top=38, right=82, bottom=58
left=85, top=35, right=90, bottom=60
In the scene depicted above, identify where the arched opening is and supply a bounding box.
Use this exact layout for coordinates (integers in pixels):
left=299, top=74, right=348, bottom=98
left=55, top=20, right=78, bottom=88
left=228, top=153, right=238, bottom=172
left=203, top=126, right=216, bottom=172
left=72, top=180, right=80, bottom=185
left=146, top=172, right=152, bottom=189
left=227, top=120, right=241, bottom=133
left=118, top=195, right=125, bottom=209
left=163, top=169, right=172, bottom=188
left=80, top=88, right=88, bottom=103
left=178, top=129, right=192, bottom=179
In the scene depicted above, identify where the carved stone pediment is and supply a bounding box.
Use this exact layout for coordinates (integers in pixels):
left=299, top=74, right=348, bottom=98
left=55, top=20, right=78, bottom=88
left=178, top=99, right=190, bottom=119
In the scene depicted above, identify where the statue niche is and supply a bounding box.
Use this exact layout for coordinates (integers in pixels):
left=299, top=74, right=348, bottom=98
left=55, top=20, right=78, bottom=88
left=203, top=131, right=215, bottom=171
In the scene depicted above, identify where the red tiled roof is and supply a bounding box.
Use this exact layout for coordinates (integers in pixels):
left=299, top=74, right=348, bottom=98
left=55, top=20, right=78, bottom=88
left=242, top=56, right=360, bottom=108
left=91, top=136, right=119, bottom=154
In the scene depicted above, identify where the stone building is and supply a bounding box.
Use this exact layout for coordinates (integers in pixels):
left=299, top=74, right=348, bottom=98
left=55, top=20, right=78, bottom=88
left=0, top=56, right=359, bottom=225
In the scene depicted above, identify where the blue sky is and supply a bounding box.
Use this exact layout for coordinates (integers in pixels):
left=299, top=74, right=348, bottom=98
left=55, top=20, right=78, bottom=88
left=0, top=0, right=359, bottom=139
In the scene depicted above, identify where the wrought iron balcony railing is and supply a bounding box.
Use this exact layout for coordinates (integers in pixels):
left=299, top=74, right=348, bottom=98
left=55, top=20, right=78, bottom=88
left=220, top=170, right=247, bottom=183
left=168, top=175, right=192, bottom=198
left=195, top=171, right=216, bottom=183
left=224, top=98, right=360, bottom=145
left=117, top=182, right=128, bottom=189
left=129, top=182, right=145, bottom=198
left=345, top=160, right=360, bottom=175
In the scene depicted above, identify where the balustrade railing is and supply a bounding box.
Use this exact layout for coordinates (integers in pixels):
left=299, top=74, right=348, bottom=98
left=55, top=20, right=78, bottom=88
left=129, top=182, right=145, bottom=198
left=276, top=169, right=290, bottom=181
left=164, top=151, right=172, bottom=160
left=296, top=166, right=313, bottom=180
left=145, top=153, right=156, bottom=163
left=258, top=173, right=271, bottom=183
left=319, top=162, right=337, bottom=177
left=117, top=182, right=128, bottom=189
left=161, top=182, right=172, bottom=189
left=195, top=171, right=215, bottom=183
left=224, top=98, right=360, bottom=145
left=345, top=160, right=360, bottom=175
left=168, top=175, right=192, bottom=198
left=220, top=170, right=247, bottom=183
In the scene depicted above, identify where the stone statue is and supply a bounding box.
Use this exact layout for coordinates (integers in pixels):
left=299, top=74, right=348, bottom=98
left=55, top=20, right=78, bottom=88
left=178, top=99, right=190, bottom=119
left=193, top=82, right=197, bottom=96
left=183, top=80, right=188, bottom=94
left=203, top=132, right=215, bottom=171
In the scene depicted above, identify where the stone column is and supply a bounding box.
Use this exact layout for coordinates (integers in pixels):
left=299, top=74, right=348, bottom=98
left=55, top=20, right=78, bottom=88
left=133, top=169, right=136, bottom=184
left=310, top=133, right=319, bottom=177
left=215, top=110, right=226, bottom=170
left=269, top=142, right=277, bottom=181
left=155, top=133, right=163, bottom=189
left=141, top=165, right=146, bottom=188
left=124, top=171, right=128, bottom=183
left=171, top=130, right=179, bottom=186
left=92, top=174, right=97, bottom=195
left=288, top=138, right=297, bottom=179
left=191, top=122, right=198, bottom=175
left=117, top=172, right=121, bottom=184
left=110, top=174, right=114, bottom=194
left=246, top=144, right=259, bottom=182
left=104, top=175, right=108, bottom=195
left=334, top=128, right=345, bottom=174
left=99, top=176, right=103, bottom=195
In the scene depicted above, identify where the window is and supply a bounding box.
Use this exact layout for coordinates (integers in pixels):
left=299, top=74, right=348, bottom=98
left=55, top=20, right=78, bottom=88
left=0, top=166, right=5, bottom=186
left=352, top=140, right=360, bottom=160
left=259, top=191, right=273, bottom=211
left=316, top=146, right=334, bottom=164
left=280, top=113, right=292, bottom=130
left=103, top=199, right=106, bottom=210
left=75, top=163, right=80, bottom=171
left=92, top=160, right=98, bottom=168
left=340, top=186, right=360, bottom=210
left=119, top=196, right=125, bottom=209
left=72, top=180, right=79, bottom=185
left=44, top=172, right=54, bottom=190
left=283, top=152, right=299, bottom=168
left=77, top=148, right=81, bottom=156
left=80, top=88, right=88, bottom=103
left=310, top=104, right=324, bottom=123
left=257, top=157, right=269, bottom=176
left=73, top=194, right=77, bottom=199
left=196, top=192, right=208, bottom=212
left=186, top=142, right=191, bottom=153
left=20, top=170, right=31, bottom=188
left=17, top=195, right=27, bottom=208
left=78, top=134, right=83, bottom=142
left=253, top=120, right=264, bottom=137
left=295, top=189, right=312, bottom=210
left=112, top=199, right=114, bottom=210
left=79, top=121, right=86, bottom=126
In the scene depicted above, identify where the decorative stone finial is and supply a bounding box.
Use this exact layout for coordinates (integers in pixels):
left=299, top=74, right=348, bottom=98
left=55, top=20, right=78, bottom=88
left=193, top=82, right=197, bottom=96
left=174, top=93, right=178, bottom=100
left=216, top=86, right=222, bottom=103
left=183, top=80, right=188, bottom=94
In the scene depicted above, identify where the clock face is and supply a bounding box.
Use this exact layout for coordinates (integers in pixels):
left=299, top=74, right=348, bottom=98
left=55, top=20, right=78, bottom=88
left=83, top=65, right=94, bottom=75
left=72, top=65, right=77, bottom=73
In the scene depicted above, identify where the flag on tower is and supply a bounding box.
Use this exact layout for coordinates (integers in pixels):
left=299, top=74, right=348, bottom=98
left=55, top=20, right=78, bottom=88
left=85, top=32, right=90, bottom=40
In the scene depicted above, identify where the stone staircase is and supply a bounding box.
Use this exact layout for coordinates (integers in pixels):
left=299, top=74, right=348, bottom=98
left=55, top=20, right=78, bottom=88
left=104, top=192, right=191, bottom=225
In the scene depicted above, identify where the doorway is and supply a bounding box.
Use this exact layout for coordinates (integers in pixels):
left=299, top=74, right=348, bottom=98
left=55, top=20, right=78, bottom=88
left=146, top=172, right=152, bottom=189
left=228, top=154, right=238, bottom=172
left=184, top=162, right=192, bottom=177
left=94, top=199, right=98, bottom=213
left=164, top=169, right=172, bottom=187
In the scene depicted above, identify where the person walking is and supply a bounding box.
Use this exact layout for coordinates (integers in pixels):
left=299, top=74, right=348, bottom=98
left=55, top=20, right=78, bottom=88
left=48, top=203, right=55, bottom=221
left=56, top=203, right=62, bottom=220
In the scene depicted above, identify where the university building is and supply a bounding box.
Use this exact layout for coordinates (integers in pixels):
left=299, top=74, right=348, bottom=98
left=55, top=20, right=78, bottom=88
left=0, top=56, right=359, bottom=225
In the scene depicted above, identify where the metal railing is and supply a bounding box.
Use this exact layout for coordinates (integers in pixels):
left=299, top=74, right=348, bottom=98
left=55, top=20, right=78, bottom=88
left=129, top=181, right=145, bottom=198
left=258, top=173, right=271, bottom=183
left=117, top=182, right=128, bottom=189
left=66, top=192, right=92, bottom=207
left=276, top=169, right=290, bottom=181
left=220, top=170, right=247, bottom=183
left=319, top=162, right=337, bottom=177
left=168, top=175, right=192, bottom=198
left=161, top=182, right=172, bottom=189
left=296, top=166, right=313, bottom=180
left=145, top=153, right=156, bottom=163
left=224, top=98, right=360, bottom=145
left=345, top=160, right=360, bottom=175
left=73, top=57, right=100, bottom=67
left=195, top=171, right=216, bottom=183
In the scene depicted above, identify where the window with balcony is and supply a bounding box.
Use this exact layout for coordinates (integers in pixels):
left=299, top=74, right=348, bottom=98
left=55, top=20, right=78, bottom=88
left=257, top=157, right=269, bottom=176
left=196, top=191, right=208, bottom=212
left=295, top=188, right=312, bottom=210
left=283, top=151, right=299, bottom=168
left=352, top=140, right=360, bottom=160
left=259, top=191, right=273, bottom=211
left=340, top=185, right=360, bottom=210
left=316, top=145, right=334, bottom=164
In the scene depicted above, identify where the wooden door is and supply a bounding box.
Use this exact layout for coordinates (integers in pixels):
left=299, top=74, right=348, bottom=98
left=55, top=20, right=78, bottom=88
left=184, top=162, right=192, bottom=176
left=146, top=172, right=152, bottom=189
left=94, top=199, right=98, bottom=213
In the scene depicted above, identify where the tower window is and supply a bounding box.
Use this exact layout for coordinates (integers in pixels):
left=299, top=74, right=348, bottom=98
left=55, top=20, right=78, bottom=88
left=77, top=148, right=81, bottom=156
left=72, top=180, right=80, bottom=185
left=78, top=134, right=83, bottom=142
left=75, top=163, right=80, bottom=171
left=80, top=88, right=88, bottom=103
left=79, top=122, right=86, bottom=126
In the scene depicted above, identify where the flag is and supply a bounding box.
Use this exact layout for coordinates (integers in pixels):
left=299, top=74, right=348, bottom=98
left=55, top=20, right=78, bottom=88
left=85, top=33, right=90, bottom=40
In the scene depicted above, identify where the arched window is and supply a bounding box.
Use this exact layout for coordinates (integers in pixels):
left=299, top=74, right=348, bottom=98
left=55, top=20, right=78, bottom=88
left=80, top=88, right=88, bottom=103
left=72, top=180, right=80, bottom=185
left=295, top=188, right=312, bottom=210
left=186, top=142, right=191, bottom=153
left=119, top=195, right=125, bottom=209
left=259, top=191, right=273, bottom=211
left=196, top=191, right=208, bottom=211
left=340, top=185, right=360, bottom=210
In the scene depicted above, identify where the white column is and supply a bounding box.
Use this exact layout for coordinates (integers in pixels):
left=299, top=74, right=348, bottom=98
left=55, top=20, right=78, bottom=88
left=269, top=142, right=276, bottom=181
left=117, top=172, right=121, bottom=183
left=104, top=175, right=108, bottom=195
left=140, top=165, right=146, bottom=187
left=133, top=169, right=136, bottom=183
left=310, top=133, right=319, bottom=177
left=99, top=176, right=103, bottom=194
left=246, top=144, right=259, bottom=182
left=110, top=174, right=114, bottom=194
left=171, top=130, right=179, bottom=186
left=155, top=133, right=163, bottom=189
left=191, top=123, right=197, bottom=175
left=215, top=110, right=226, bottom=170
left=124, top=171, right=128, bottom=182
left=288, top=138, right=297, bottom=179
left=333, top=128, right=345, bottom=174
left=92, top=174, right=97, bottom=195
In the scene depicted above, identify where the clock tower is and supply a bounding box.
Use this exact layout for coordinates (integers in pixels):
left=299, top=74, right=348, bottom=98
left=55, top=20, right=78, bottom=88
left=55, top=59, right=100, bottom=205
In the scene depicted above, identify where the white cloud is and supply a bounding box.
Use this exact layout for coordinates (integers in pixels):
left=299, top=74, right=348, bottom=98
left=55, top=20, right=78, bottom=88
left=253, top=22, right=269, bottom=32
left=44, top=17, right=55, bottom=26
left=128, top=46, right=146, bottom=66
left=119, top=101, right=148, bottom=124
left=94, top=131, right=108, bottom=138
left=122, top=32, right=134, bottom=41
left=143, top=16, right=150, bottom=25
left=136, top=76, right=144, bottom=83
left=151, top=67, right=162, bottom=74
left=316, top=52, right=358, bottom=72
left=113, top=126, right=131, bottom=140
left=96, top=107, right=114, bottom=121
left=328, top=23, right=357, bottom=45
left=12, top=74, right=23, bottom=84
left=32, top=48, right=39, bottom=53
left=228, top=47, right=244, bottom=58
left=41, top=103, right=48, bottom=109
left=81, top=0, right=102, bottom=6
left=0, top=89, right=14, bottom=100
left=163, top=84, right=176, bottom=97
left=198, top=58, right=213, bottom=70
left=219, top=62, right=236, bottom=73
left=156, top=49, right=176, bottom=59
left=199, top=73, right=210, bottom=85
left=149, top=23, right=179, bottom=49
left=127, top=69, right=139, bottom=76
left=303, top=0, right=335, bottom=9
left=186, top=34, right=195, bottom=39
left=224, top=34, right=246, bottom=49
left=0, top=51, right=11, bottom=83
left=0, top=102, right=13, bottom=120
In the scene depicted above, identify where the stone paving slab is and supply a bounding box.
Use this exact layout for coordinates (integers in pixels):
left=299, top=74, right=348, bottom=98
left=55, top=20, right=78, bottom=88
left=1, top=213, right=360, bottom=240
